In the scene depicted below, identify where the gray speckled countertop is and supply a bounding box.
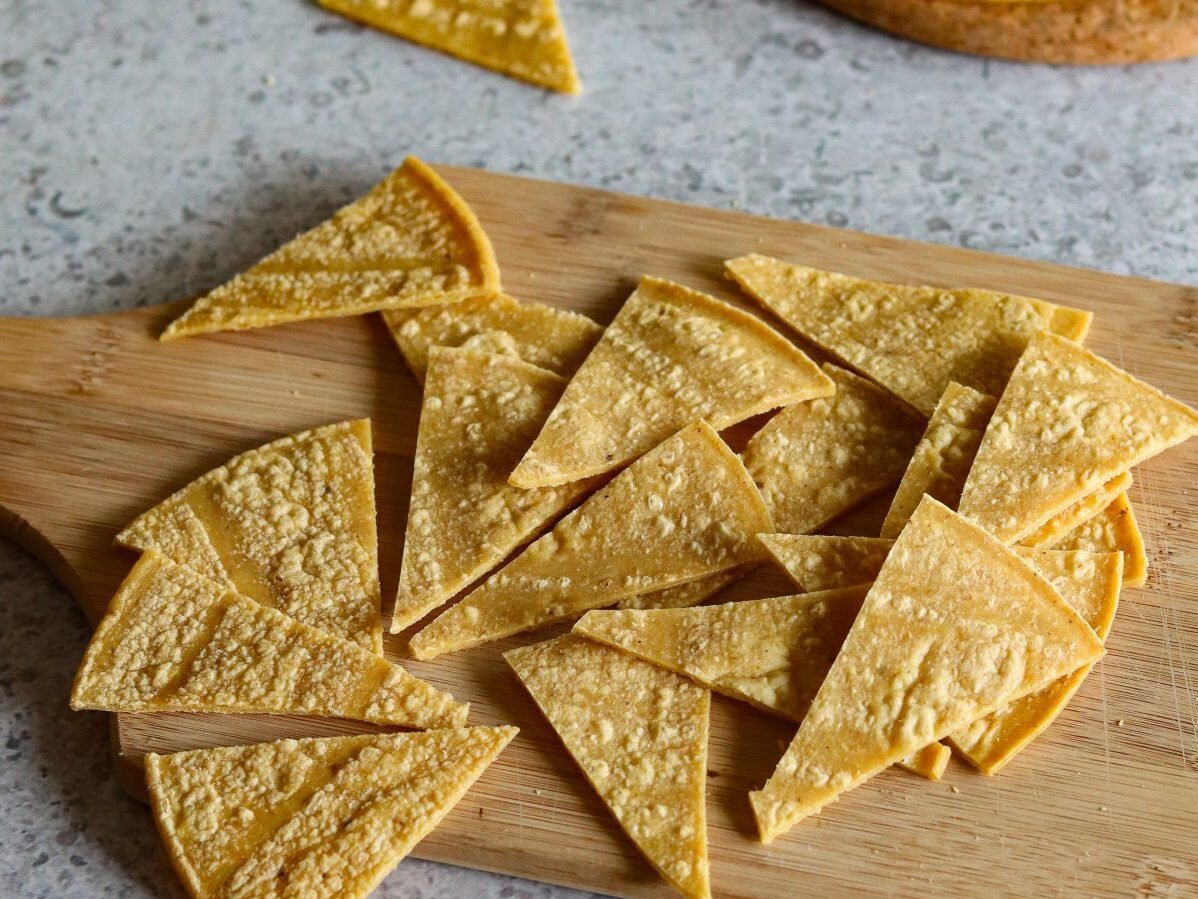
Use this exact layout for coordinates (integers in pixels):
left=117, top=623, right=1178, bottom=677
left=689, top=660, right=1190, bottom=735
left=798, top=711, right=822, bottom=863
left=2, top=1, right=1196, bottom=896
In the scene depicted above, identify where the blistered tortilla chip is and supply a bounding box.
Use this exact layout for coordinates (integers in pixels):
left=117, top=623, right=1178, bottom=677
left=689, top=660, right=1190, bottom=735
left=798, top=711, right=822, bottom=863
left=959, top=332, right=1198, bottom=543
left=119, top=420, right=382, bottom=651
left=410, top=421, right=772, bottom=658
left=881, top=382, right=996, bottom=539
left=383, top=293, right=602, bottom=383
left=71, top=552, right=466, bottom=729
left=391, top=349, right=597, bottom=632
left=620, top=567, right=750, bottom=611
left=1050, top=492, right=1147, bottom=588
left=750, top=497, right=1105, bottom=843
left=162, top=157, right=499, bottom=338
left=510, top=276, right=833, bottom=489
left=506, top=636, right=710, bottom=899
left=146, top=726, right=514, bottom=898
left=758, top=534, right=892, bottom=592
left=725, top=254, right=1089, bottom=416
left=1019, top=471, right=1132, bottom=548
left=319, top=0, right=581, bottom=94
left=950, top=548, right=1122, bottom=774
left=742, top=365, right=925, bottom=534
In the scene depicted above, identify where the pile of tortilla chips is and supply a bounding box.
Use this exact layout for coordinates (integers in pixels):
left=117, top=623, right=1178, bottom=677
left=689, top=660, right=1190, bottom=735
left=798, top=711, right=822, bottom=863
left=72, top=161, right=1198, bottom=899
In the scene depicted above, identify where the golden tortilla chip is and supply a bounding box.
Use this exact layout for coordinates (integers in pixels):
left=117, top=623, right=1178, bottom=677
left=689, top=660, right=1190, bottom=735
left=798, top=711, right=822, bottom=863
left=742, top=365, right=925, bottom=534
left=750, top=497, right=1105, bottom=843
left=724, top=255, right=1090, bottom=416
left=146, top=726, right=515, bottom=899
left=162, top=157, right=499, bottom=338
left=758, top=534, right=892, bottom=592
left=410, top=421, right=772, bottom=658
left=880, top=382, right=996, bottom=539
left=392, top=350, right=598, bottom=632
left=1050, top=492, right=1147, bottom=588
left=510, top=276, right=833, bottom=489
left=958, top=331, right=1198, bottom=543
left=950, top=548, right=1123, bottom=774
left=384, top=292, right=603, bottom=383
left=906, top=742, right=952, bottom=781
left=71, top=552, right=467, bottom=729
left=319, top=0, right=581, bottom=94
left=620, top=568, right=749, bottom=611
left=506, top=635, right=710, bottom=899
left=119, top=420, right=382, bottom=651
left=1019, top=471, right=1132, bottom=548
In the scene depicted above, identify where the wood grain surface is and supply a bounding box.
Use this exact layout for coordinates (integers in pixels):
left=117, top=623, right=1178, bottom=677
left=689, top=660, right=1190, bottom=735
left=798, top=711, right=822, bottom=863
left=1, top=165, right=1196, bottom=897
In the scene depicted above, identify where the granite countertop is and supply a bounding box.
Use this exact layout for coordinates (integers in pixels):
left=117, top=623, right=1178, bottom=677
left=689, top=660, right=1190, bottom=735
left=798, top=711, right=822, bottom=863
left=2, top=1, right=1196, bottom=896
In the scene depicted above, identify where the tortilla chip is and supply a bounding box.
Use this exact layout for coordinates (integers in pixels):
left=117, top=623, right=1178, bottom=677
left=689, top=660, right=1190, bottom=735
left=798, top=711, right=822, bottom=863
left=392, top=350, right=598, bottom=632
left=958, top=331, right=1198, bottom=543
left=905, top=742, right=952, bottom=782
left=509, top=276, right=833, bottom=489
left=749, top=497, right=1105, bottom=843
left=724, top=255, right=1089, bottom=416
left=146, top=726, right=515, bottom=899
left=410, top=421, right=772, bottom=658
left=950, top=548, right=1123, bottom=774
left=71, top=552, right=467, bottom=729
left=319, top=0, right=581, bottom=94
left=1019, top=471, right=1132, bottom=548
left=758, top=534, right=893, bottom=592
left=119, top=420, right=382, bottom=651
left=742, top=365, right=925, bottom=534
left=384, top=293, right=603, bottom=383
left=506, top=635, right=710, bottom=899
left=162, top=157, right=499, bottom=338
left=621, top=567, right=750, bottom=611
left=880, top=382, right=996, bottom=539
left=1050, top=492, right=1147, bottom=588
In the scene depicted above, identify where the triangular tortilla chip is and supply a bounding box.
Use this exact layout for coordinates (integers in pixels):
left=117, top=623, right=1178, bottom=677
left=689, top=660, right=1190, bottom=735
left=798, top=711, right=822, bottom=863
left=510, top=276, right=834, bottom=489
left=742, top=365, right=925, bottom=534
left=146, top=726, right=515, bottom=898
left=881, top=382, right=996, bottom=539
left=1019, top=471, right=1132, bottom=548
left=958, top=331, right=1198, bottom=543
left=71, top=552, right=467, bottom=729
left=410, top=421, right=772, bottom=658
left=725, top=255, right=1090, bottom=416
left=119, top=420, right=382, bottom=651
left=392, top=349, right=598, bottom=632
left=162, top=157, right=499, bottom=338
left=950, top=548, right=1123, bottom=774
left=620, top=567, right=750, bottom=611
left=318, top=0, right=581, bottom=94
left=384, top=292, right=603, bottom=383
left=749, top=497, right=1105, bottom=843
left=1050, top=492, right=1147, bottom=588
left=759, top=534, right=893, bottom=592
left=506, top=635, right=710, bottom=899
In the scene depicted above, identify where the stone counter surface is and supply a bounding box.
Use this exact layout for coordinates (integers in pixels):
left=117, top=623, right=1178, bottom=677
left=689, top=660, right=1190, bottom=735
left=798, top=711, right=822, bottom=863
left=1, top=1, right=1195, bottom=896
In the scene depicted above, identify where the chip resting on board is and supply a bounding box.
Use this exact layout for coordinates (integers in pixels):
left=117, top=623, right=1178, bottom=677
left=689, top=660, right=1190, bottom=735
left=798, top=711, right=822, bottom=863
left=741, top=364, right=925, bottom=533
left=1049, top=492, right=1147, bottom=588
left=384, top=293, right=602, bottom=383
left=724, top=254, right=1090, bottom=416
left=162, top=157, right=499, bottom=338
left=71, top=552, right=467, bottom=728
left=506, top=635, right=711, bottom=899
left=950, top=548, right=1123, bottom=774
left=391, top=349, right=598, bottom=632
left=318, top=0, right=581, bottom=94
left=119, top=420, right=383, bottom=652
left=509, top=276, right=833, bottom=489
left=410, top=421, right=772, bottom=658
left=880, top=382, right=996, bottom=539
left=750, top=497, right=1105, bottom=843
left=1019, top=471, right=1132, bottom=548
left=145, top=726, right=515, bottom=899
left=758, top=534, right=893, bottom=592
left=958, top=331, right=1198, bottom=543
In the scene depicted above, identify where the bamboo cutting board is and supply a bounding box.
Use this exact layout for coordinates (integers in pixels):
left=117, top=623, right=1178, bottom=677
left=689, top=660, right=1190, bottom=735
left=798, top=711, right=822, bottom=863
left=1, top=166, right=1197, bottom=898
